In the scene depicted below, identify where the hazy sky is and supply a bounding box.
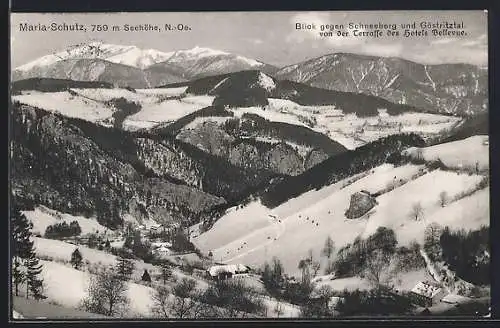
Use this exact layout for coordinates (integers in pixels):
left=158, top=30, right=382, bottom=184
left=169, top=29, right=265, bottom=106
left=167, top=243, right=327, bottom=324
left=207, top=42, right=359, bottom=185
left=11, top=11, right=488, bottom=69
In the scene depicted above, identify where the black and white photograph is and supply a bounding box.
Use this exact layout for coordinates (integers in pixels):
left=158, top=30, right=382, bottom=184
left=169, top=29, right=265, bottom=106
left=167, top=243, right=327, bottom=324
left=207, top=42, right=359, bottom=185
left=9, top=10, right=490, bottom=319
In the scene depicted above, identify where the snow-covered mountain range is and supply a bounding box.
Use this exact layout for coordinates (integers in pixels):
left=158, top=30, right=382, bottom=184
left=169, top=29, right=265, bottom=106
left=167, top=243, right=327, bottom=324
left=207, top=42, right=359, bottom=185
left=275, top=53, right=488, bottom=117
left=12, top=42, right=277, bottom=86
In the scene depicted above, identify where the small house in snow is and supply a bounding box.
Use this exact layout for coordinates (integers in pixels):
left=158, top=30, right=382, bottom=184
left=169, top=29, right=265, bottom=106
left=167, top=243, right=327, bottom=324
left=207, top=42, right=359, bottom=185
left=410, top=281, right=447, bottom=307
left=152, top=245, right=172, bottom=256
left=207, top=264, right=251, bottom=280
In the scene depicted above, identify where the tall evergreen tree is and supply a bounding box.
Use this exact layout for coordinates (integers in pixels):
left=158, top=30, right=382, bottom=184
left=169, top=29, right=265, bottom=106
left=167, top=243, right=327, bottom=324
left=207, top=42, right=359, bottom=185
left=115, top=256, right=135, bottom=281
left=142, top=269, right=151, bottom=283
left=160, top=264, right=172, bottom=284
left=321, top=236, right=335, bottom=260
left=26, top=250, right=44, bottom=300
left=71, top=248, right=83, bottom=270
left=11, top=208, right=37, bottom=297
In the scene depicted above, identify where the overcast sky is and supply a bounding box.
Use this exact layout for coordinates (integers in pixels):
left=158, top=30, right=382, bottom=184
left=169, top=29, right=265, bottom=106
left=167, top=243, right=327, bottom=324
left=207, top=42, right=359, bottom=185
left=11, top=11, right=488, bottom=69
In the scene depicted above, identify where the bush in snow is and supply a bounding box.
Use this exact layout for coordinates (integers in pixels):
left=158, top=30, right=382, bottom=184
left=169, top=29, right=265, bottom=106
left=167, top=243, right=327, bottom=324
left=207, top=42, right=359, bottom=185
left=199, top=278, right=266, bottom=318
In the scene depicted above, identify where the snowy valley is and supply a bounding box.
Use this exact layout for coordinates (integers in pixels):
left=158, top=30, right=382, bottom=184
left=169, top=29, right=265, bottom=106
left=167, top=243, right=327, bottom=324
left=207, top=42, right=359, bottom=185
left=10, top=40, right=490, bottom=320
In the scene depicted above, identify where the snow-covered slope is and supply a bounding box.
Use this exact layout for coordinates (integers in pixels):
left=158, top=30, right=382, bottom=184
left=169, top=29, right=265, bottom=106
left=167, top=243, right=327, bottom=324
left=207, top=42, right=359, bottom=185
left=260, top=99, right=462, bottom=150
left=146, top=46, right=278, bottom=79
left=275, top=53, right=488, bottom=116
left=23, top=206, right=108, bottom=236
left=12, top=91, right=114, bottom=123
left=162, top=46, right=263, bottom=67
left=193, top=156, right=489, bottom=276
left=39, top=260, right=156, bottom=317
left=403, top=135, right=489, bottom=171
left=106, top=47, right=174, bottom=69
left=12, top=88, right=213, bottom=130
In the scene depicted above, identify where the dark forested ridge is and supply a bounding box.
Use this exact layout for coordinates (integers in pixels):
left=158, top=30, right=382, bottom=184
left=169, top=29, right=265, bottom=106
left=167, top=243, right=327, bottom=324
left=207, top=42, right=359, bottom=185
left=260, top=133, right=426, bottom=208
left=10, top=102, right=279, bottom=229
left=163, top=70, right=426, bottom=117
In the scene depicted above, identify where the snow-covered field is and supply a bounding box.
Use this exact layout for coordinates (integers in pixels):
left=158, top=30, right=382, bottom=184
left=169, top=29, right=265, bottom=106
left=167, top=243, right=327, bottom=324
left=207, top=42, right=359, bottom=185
left=193, top=161, right=489, bottom=277
left=39, top=260, right=156, bottom=317
left=34, top=237, right=118, bottom=266
left=23, top=206, right=108, bottom=236
left=250, top=99, right=462, bottom=150
left=360, top=169, right=486, bottom=240
left=123, top=97, right=213, bottom=130
left=313, top=268, right=432, bottom=293
left=13, top=89, right=214, bottom=131
left=404, top=135, right=489, bottom=171
left=13, top=91, right=114, bottom=122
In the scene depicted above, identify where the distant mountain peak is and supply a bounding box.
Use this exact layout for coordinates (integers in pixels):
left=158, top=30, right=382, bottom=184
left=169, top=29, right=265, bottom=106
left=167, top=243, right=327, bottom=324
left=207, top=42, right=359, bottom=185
left=183, top=46, right=230, bottom=57
left=164, top=46, right=264, bottom=68
left=15, top=42, right=175, bottom=71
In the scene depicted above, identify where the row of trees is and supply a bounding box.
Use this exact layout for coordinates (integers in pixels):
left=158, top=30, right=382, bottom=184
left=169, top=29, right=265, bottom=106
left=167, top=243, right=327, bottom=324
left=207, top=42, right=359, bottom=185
left=150, top=277, right=266, bottom=318
left=44, top=220, right=82, bottom=239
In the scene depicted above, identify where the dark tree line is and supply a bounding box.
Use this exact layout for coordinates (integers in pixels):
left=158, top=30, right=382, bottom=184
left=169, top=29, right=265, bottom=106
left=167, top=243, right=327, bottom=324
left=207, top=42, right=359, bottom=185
left=44, top=220, right=82, bottom=239
left=439, top=225, right=489, bottom=285
left=335, top=287, right=415, bottom=317
left=261, top=133, right=425, bottom=208
left=106, top=97, right=142, bottom=129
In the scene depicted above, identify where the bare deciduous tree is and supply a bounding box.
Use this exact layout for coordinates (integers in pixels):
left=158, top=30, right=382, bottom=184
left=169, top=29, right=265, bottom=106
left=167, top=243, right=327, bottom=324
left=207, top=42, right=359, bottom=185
left=81, top=267, right=129, bottom=316
left=150, top=285, right=171, bottom=318
left=151, top=277, right=206, bottom=319
left=363, top=250, right=399, bottom=289
left=274, top=297, right=284, bottom=318
left=410, top=202, right=424, bottom=221
left=311, top=261, right=321, bottom=277
left=170, top=278, right=200, bottom=318
left=200, top=278, right=266, bottom=318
